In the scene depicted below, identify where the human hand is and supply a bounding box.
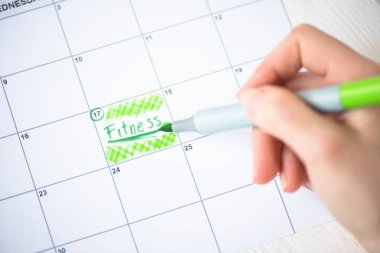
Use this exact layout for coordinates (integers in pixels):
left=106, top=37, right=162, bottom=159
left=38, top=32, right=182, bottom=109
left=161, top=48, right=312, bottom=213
left=237, top=24, right=380, bottom=252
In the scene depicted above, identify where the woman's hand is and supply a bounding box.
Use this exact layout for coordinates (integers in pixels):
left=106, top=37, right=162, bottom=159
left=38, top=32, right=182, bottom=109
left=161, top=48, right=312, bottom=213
left=237, top=24, right=380, bottom=252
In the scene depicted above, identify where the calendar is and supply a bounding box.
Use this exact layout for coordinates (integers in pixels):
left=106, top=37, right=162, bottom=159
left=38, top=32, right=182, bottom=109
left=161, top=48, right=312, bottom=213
left=0, top=0, right=334, bottom=252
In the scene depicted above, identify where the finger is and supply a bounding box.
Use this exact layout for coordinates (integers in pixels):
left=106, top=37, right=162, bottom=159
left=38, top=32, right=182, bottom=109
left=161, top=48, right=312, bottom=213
left=285, top=71, right=327, bottom=91
left=280, top=146, right=306, bottom=193
left=239, top=85, right=351, bottom=163
left=252, top=128, right=281, bottom=184
left=304, top=176, right=313, bottom=191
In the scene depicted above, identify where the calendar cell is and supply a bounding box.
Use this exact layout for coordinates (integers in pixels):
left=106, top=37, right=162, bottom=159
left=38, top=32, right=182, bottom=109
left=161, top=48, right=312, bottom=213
left=215, top=0, right=290, bottom=65
left=40, top=169, right=126, bottom=245
left=0, top=192, right=53, bottom=252
left=5, top=59, right=88, bottom=131
left=0, top=85, right=16, bottom=138
left=146, top=17, right=230, bottom=86
left=131, top=203, right=219, bottom=253
left=205, top=183, right=293, bottom=252
left=56, top=0, right=140, bottom=55
left=185, top=128, right=252, bottom=199
left=62, top=226, right=137, bottom=253
left=275, top=177, right=334, bottom=232
left=164, top=70, right=238, bottom=142
left=21, top=114, right=107, bottom=187
left=0, top=135, right=33, bottom=200
left=76, top=37, right=160, bottom=108
left=131, top=0, right=209, bottom=32
left=0, top=6, right=69, bottom=76
left=94, top=92, right=177, bottom=165
left=207, top=0, right=257, bottom=12
left=114, top=146, right=199, bottom=222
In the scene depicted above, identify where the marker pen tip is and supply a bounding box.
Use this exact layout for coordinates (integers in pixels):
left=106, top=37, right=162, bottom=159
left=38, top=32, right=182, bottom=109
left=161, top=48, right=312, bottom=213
left=159, top=122, right=173, bottom=132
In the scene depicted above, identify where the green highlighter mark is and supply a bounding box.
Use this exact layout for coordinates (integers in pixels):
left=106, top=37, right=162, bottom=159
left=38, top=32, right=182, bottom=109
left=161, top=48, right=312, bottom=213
left=106, top=94, right=164, bottom=120
left=105, top=132, right=177, bottom=163
left=107, top=122, right=172, bottom=143
left=91, top=94, right=177, bottom=163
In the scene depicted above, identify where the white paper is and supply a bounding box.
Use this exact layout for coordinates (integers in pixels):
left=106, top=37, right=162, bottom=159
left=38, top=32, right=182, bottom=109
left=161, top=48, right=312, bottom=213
left=0, top=0, right=333, bottom=252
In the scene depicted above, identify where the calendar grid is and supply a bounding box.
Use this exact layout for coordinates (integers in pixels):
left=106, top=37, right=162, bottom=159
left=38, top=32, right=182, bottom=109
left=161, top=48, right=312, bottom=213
left=0, top=131, right=216, bottom=204
left=2, top=0, right=263, bottom=79
left=127, top=0, right=222, bottom=251
left=1, top=54, right=265, bottom=140
left=0, top=0, right=308, bottom=251
left=274, top=179, right=296, bottom=233
left=36, top=182, right=257, bottom=253
left=205, top=0, right=241, bottom=89
left=35, top=223, right=130, bottom=253
left=0, top=76, right=57, bottom=251
left=206, top=0, right=296, bottom=238
left=51, top=1, right=140, bottom=252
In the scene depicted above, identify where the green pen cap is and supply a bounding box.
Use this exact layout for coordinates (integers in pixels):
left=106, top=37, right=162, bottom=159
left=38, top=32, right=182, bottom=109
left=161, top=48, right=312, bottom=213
left=340, top=76, right=380, bottom=109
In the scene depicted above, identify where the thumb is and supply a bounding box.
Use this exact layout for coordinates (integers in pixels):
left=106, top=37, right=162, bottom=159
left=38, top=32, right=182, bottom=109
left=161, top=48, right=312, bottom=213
left=238, top=85, right=346, bottom=162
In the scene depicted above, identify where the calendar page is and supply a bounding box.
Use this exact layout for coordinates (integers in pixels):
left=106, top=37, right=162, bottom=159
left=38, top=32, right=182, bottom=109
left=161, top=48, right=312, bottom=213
left=0, top=0, right=334, bottom=252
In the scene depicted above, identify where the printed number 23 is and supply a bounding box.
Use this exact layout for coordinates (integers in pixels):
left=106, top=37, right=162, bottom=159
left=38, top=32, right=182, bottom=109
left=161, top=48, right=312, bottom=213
left=38, top=190, right=47, bottom=197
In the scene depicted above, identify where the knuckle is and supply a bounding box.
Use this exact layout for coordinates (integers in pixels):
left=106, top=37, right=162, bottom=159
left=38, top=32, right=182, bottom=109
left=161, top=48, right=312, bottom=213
left=291, top=24, right=316, bottom=40
left=260, top=90, right=295, bottom=124
left=258, top=90, right=287, bottom=124
left=315, top=133, right=345, bottom=159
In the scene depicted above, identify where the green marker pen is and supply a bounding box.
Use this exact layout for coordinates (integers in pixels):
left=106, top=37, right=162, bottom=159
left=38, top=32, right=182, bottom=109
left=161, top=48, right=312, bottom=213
left=159, top=76, right=380, bottom=134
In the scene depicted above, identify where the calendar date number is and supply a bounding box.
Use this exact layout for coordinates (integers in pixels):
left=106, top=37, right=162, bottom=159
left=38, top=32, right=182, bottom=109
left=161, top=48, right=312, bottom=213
left=38, top=190, right=47, bottom=197
left=112, top=167, right=120, bottom=174
left=184, top=144, right=193, bottom=151
left=20, top=133, right=29, bottom=140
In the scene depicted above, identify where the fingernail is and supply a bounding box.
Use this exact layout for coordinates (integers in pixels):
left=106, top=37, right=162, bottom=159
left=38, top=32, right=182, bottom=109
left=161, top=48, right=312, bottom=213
left=304, top=180, right=313, bottom=190
left=281, top=174, right=288, bottom=192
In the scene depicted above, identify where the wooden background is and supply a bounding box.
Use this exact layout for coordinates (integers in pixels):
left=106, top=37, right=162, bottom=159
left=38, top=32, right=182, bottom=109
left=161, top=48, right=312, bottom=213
left=244, top=0, right=380, bottom=252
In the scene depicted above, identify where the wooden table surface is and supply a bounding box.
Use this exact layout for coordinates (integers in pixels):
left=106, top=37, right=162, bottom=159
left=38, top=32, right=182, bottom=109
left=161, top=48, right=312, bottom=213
left=244, top=0, right=380, bottom=252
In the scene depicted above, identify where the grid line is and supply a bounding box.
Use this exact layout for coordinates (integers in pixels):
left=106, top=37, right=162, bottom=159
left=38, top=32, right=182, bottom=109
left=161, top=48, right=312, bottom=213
left=36, top=183, right=260, bottom=253
left=0, top=131, right=17, bottom=141
left=270, top=1, right=297, bottom=234
left=1, top=55, right=264, bottom=139
left=51, top=2, right=140, bottom=252
left=127, top=1, right=223, bottom=251
left=2, top=0, right=264, bottom=79
left=0, top=188, right=35, bottom=203
left=0, top=133, right=212, bottom=204
left=0, top=76, right=57, bottom=251
left=274, top=179, right=296, bottom=233
left=205, top=0, right=241, bottom=90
